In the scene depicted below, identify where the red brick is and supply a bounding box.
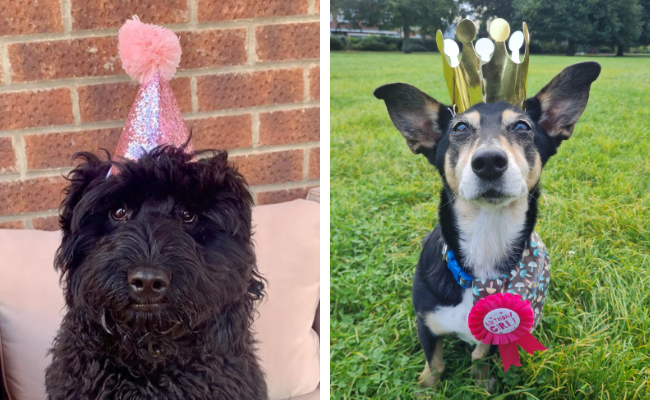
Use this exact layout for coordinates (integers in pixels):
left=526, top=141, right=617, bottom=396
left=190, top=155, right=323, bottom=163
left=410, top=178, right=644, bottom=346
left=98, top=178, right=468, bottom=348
left=259, top=108, right=319, bottom=146
left=0, top=220, right=25, bottom=229
left=0, top=177, right=66, bottom=215
left=256, top=187, right=309, bottom=205
left=9, top=37, right=119, bottom=82
left=0, top=89, right=74, bottom=130
left=197, top=69, right=303, bottom=111
left=308, top=147, right=319, bottom=179
left=232, top=150, right=303, bottom=186
left=72, top=0, right=188, bottom=30
left=25, top=128, right=122, bottom=170
left=33, top=216, right=60, bottom=231
left=78, top=78, right=191, bottom=123
left=256, top=23, right=319, bottom=62
left=0, top=138, right=17, bottom=173
left=315, top=0, right=320, bottom=13
left=189, top=115, right=252, bottom=150
left=309, top=66, right=320, bottom=100
left=179, top=29, right=247, bottom=70
left=198, top=0, right=309, bottom=21
left=0, top=0, right=63, bottom=35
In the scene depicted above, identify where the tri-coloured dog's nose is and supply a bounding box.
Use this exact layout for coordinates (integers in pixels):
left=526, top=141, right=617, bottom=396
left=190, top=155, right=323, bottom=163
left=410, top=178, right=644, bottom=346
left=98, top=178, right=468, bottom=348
left=471, top=149, right=508, bottom=180
left=128, top=268, right=170, bottom=301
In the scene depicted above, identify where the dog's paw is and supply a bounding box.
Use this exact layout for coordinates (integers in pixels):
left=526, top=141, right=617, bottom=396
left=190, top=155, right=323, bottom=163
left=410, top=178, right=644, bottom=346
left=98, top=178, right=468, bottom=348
left=471, top=363, right=495, bottom=393
left=418, top=363, right=442, bottom=388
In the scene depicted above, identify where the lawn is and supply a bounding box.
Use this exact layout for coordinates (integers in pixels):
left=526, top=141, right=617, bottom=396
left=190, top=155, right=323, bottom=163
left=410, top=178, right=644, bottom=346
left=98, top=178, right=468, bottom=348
left=330, top=52, right=650, bottom=399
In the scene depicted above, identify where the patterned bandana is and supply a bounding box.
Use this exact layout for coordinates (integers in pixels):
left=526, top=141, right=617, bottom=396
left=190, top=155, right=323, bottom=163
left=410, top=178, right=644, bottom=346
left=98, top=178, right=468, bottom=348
left=471, top=232, right=551, bottom=331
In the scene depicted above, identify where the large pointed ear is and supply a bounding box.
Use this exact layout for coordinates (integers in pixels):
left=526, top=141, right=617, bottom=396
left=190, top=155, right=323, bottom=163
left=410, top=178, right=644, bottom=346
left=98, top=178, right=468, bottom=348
left=528, top=61, right=601, bottom=140
left=374, top=83, right=450, bottom=154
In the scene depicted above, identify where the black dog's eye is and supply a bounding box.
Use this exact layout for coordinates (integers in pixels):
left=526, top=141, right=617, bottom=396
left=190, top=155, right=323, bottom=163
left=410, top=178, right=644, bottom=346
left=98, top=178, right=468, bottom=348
left=179, top=210, right=195, bottom=223
left=453, top=123, right=470, bottom=133
left=513, top=121, right=531, bottom=132
left=110, top=204, right=128, bottom=221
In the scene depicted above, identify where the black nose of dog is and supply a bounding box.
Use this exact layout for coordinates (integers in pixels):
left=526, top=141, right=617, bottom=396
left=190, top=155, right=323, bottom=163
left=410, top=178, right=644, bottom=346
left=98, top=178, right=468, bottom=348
left=471, top=149, right=508, bottom=180
left=128, top=268, right=170, bottom=301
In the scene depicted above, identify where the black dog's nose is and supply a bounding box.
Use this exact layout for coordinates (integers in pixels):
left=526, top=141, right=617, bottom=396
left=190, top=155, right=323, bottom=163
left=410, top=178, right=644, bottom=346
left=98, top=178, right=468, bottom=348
left=471, top=149, right=508, bottom=180
left=128, top=268, right=170, bottom=300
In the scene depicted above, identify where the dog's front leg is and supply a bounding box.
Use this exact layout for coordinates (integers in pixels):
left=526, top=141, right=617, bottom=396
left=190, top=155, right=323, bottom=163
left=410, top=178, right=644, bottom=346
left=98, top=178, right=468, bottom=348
left=470, top=343, right=495, bottom=392
left=416, top=318, right=445, bottom=388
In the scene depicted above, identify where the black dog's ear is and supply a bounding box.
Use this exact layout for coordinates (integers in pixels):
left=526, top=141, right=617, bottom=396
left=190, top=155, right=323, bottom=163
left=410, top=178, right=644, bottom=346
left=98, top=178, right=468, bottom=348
left=374, top=83, right=449, bottom=154
left=528, top=61, right=601, bottom=140
left=56, top=152, right=110, bottom=274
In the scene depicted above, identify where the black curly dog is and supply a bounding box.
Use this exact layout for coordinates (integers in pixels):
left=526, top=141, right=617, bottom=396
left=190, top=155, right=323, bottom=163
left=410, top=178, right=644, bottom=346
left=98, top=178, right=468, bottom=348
left=45, top=146, right=268, bottom=399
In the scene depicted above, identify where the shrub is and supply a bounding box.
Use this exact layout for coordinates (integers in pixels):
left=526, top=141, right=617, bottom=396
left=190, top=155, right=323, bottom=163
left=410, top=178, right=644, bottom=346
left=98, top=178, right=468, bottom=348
left=378, top=36, right=402, bottom=50
left=346, top=36, right=362, bottom=50
left=387, top=44, right=398, bottom=51
left=354, top=37, right=389, bottom=51
left=331, top=36, right=344, bottom=51
left=541, top=41, right=567, bottom=54
left=423, top=39, right=438, bottom=52
left=404, top=43, right=427, bottom=53
left=528, top=42, right=543, bottom=54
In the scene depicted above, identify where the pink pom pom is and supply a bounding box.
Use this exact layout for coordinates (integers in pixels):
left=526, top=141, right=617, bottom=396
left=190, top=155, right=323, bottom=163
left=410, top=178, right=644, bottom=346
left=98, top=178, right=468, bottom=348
left=118, top=16, right=181, bottom=84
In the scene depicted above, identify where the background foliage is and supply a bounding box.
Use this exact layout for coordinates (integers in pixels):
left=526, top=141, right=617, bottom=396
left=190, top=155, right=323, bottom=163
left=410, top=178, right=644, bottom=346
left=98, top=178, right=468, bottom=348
left=331, top=0, right=650, bottom=54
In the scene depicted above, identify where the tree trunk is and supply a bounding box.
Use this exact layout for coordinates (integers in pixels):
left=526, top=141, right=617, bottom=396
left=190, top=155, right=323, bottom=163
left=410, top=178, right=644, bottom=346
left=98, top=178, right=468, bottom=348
left=402, top=15, right=411, bottom=53
left=616, top=45, right=625, bottom=56
left=566, top=39, right=576, bottom=56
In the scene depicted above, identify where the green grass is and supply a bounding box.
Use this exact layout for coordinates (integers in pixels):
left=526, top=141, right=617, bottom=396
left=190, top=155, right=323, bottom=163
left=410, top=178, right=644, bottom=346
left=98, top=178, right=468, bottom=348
left=330, top=53, right=650, bottom=399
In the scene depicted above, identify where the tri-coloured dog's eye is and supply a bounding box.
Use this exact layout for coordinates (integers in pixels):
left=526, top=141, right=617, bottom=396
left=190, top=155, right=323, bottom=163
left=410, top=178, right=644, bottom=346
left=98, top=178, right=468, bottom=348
left=179, top=210, right=196, bottom=223
left=110, top=204, right=128, bottom=221
left=513, top=121, right=531, bottom=132
left=453, top=123, right=470, bottom=133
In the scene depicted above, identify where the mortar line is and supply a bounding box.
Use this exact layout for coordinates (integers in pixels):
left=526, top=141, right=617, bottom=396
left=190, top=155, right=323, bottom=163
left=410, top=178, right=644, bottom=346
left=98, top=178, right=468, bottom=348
left=249, top=179, right=320, bottom=194
left=0, top=210, right=59, bottom=223
left=190, top=76, right=198, bottom=113
left=303, top=148, right=310, bottom=180
left=188, top=0, right=198, bottom=25
left=247, top=24, right=256, bottom=65
left=251, top=113, right=260, bottom=147
left=3, top=142, right=321, bottom=179
left=61, top=0, right=73, bottom=34
left=0, top=60, right=319, bottom=93
left=70, top=85, right=81, bottom=125
left=13, top=133, right=28, bottom=178
left=24, top=218, right=34, bottom=229
left=308, top=0, right=316, bottom=14
left=1, top=44, right=11, bottom=85
left=303, top=68, right=310, bottom=101
left=0, top=102, right=320, bottom=138
left=0, top=15, right=320, bottom=45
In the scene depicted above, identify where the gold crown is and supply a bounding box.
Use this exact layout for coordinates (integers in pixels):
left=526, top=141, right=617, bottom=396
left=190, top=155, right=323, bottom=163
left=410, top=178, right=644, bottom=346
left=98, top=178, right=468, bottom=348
left=436, top=18, right=530, bottom=113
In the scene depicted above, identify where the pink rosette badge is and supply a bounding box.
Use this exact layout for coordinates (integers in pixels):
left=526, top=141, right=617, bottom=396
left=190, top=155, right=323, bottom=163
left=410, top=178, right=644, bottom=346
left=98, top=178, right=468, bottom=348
left=468, top=292, right=547, bottom=372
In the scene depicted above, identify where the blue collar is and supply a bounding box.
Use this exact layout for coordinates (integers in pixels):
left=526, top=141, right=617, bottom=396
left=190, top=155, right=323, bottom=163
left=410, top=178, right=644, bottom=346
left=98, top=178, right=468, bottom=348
left=443, top=244, right=474, bottom=289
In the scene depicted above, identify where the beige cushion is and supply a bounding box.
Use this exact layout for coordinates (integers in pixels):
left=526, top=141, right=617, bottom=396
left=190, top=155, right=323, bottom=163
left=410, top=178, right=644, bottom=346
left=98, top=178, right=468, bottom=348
left=0, top=199, right=319, bottom=400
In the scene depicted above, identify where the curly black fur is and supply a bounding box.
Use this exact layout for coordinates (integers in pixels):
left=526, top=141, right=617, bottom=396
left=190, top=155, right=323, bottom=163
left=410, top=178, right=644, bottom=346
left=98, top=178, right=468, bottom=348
left=45, top=145, right=268, bottom=400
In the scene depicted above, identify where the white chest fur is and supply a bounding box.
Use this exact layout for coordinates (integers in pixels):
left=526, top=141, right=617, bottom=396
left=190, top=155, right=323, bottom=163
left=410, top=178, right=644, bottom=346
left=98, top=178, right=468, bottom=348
left=455, top=198, right=527, bottom=279
left=422, top=289, right=481, bottom=346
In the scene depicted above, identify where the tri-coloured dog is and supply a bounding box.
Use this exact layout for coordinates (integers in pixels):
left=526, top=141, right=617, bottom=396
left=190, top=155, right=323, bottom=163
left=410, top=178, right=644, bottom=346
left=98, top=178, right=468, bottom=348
left=45, top=146, right=268, bottom=400
left=375, top=61, right=600, bottom=388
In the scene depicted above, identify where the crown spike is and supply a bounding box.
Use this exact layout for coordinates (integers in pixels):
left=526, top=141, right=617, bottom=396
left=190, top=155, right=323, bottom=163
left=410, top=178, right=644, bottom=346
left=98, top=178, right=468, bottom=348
left=436, top=17, right=530, bottom=113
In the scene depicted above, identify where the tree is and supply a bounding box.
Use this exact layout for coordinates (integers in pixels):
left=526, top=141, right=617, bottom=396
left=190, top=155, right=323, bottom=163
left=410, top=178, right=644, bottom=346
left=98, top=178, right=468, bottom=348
left=636, top=0, right=650, bottom=46
left=514, top=0, right=643, bottom=56
left=513, top=0, right=598, bottom=55
left=334, top=0, right=458, bottom=52
left=467, top=0, right=515, bottom=22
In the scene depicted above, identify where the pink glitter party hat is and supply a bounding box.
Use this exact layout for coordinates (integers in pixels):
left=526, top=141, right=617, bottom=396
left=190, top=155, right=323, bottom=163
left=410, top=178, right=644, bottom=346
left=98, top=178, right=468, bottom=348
left=109, top=16, right=192, bottom=175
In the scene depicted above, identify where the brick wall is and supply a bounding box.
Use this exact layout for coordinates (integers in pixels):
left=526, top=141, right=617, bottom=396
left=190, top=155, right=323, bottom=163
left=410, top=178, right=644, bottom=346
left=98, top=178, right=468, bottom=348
left=0, top=0, right=320, bottom=231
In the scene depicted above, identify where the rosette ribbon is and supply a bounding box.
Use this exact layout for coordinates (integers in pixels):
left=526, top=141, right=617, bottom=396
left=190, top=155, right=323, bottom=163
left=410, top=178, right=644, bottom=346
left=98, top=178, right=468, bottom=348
left=468, top=292, right=547, bottom=372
